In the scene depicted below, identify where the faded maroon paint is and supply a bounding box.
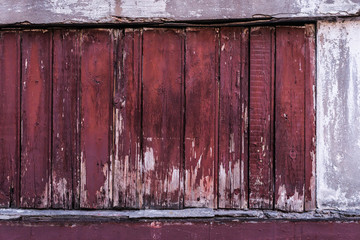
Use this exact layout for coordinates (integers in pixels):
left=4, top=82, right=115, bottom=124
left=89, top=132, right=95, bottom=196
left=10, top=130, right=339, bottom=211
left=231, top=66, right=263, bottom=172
left=113, top=29, right=142, bottom=209
left=0, top=32, right=20, bottom=207
left=219, top=27, right=249, bottom=209
left=249, top=27, right=275, bottom=209
left=52, top=30, right=80, bottom=209
left=142, top=28, right=184, bottom=209
left=80, top=29, right=113, bottom=209
left=304, top=24, right=316, bottom=211
left=275, top=26, right=306, bottom=212
left=21, top=30, right=52, bottom=208
left=185, top=28, right=218, bottom=208
left=1, top=221, right=360, bottom=240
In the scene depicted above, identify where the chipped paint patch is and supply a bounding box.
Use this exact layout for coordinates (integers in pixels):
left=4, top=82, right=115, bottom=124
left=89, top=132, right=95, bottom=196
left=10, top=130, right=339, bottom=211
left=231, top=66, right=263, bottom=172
left=47, top=0, right=114, bottom=20
left=168, top=168, right=180, bottom=193
left=113, top=108, right=121, bottom=206
left=218, top=163, right=227, bottom=202
left=120, top=0, right=171, bottom=18
left=276, top=185, right=304, bottom=212
left=80, top=152, right=88, bottom=207
left=144, top=147, right=155, bottom=171
left=52, top=177, right=68, bottom=206
left=185, top=145, right=214, bottom=207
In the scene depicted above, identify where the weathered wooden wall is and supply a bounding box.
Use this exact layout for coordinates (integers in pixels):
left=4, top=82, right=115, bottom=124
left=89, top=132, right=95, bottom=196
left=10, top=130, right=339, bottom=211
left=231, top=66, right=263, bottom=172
left=0, top=26, right=315, bottom=211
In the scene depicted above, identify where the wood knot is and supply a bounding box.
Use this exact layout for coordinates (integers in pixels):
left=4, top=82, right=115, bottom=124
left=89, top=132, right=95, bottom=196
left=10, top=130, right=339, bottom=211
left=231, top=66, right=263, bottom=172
left=289, top=149, right=297, bottom=160
left=113, top=94, right=125, bottom=108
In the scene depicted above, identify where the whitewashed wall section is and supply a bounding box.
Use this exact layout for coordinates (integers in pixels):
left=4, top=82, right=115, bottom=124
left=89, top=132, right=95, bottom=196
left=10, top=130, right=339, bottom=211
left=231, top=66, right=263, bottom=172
left=0, top=0, right=360, bottom=24
left=317, top=20, right=360, bottom=209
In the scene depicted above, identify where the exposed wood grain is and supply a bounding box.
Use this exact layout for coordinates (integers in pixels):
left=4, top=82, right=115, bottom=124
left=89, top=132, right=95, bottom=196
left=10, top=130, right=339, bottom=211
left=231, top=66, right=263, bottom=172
left=275, top=26, right=306, bottom=212
left=185, top=28, right=218, bottom=208
left=80, top=29, right=113, bottom=209
left=113, top=29, right=142, bottom=209
left=52, top=30, right=80, bottom=209
left=21, top=30, right=52, bottom=208
left=0, top=32, right=20, bottom=207
left=219, top=27, right=249, bottom=209
left=142, top=28, right=184, bottom=209
left=304, top=24, right=316, bottom=211
left=249, top=27, right=275, bottom=209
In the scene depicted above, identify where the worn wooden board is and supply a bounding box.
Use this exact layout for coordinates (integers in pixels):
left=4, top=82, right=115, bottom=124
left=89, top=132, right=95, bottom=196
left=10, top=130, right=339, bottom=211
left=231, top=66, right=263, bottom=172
left=275, top=26, right=306, bottom=212
left=218, top=27, right=249, bottom=209
left=249, top=27, right=275, bottom=209
left=52, top=30, right=80, bottom=209
left=142, top=28, right=184, bottom=209
left=0, top=32, right=20, bottom=207
left=304, top=24, right=316, bottom=211
left=185, top=28, right=218, bottom=208
left=21, top=30, right=52, bottom=208
left=80, top=29, right=113, bottom=209
left=113, top=29, right=142, bottom=209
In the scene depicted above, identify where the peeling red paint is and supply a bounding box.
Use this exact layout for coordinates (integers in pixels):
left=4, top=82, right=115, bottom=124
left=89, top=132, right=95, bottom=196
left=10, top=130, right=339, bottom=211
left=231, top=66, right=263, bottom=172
left=142, top=28, right=184, bottom=209
left=219, top=27, right=249, bottom=209
left=52, top=30, right=80, bottom=209
left=0, top=31, right=20, bottom=207
left=0, top=26, right=316, bottom=211
left=249, top=27, right=275, bottom=209
left=185, top=28, right=218, bottom=208
left=80, top=29, right=113, bottom=209
left=21, top=30, right=52, bottom=208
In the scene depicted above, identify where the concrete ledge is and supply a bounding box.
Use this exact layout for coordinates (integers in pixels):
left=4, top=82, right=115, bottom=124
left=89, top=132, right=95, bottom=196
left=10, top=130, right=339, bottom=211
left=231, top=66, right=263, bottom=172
left=1, top=208, right=360, bottom=222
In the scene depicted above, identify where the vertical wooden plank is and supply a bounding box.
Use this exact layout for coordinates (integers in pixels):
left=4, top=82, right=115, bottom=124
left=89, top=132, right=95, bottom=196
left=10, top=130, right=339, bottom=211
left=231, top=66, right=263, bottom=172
left=239, top=29, right=249, bottom=210
left=52, top=30, right=80, bottom=209
left=113, top=29, right=142, bottom=209
left=0, top=32, right=20, bottom=207
left=219, top=27, right=249, bottom=209
left=21, top=30, right=52, bottom=208
left=80, top=29, right=113, bottom=209
left=185, top=28, right=218, bottom=208
left=249, top=27, right=275, bottom=209
left=275, top=26, right=306, bottom=212
left=304, top=24, right=316, bottom=211
left=142, top=28, right=184, bottom=209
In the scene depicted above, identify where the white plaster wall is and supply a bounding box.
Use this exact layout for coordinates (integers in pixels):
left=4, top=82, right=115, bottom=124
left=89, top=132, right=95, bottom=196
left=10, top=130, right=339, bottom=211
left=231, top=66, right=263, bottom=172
left=317, top=19, right=360, bottom=209
left=0, top=0, right=360, bottom=24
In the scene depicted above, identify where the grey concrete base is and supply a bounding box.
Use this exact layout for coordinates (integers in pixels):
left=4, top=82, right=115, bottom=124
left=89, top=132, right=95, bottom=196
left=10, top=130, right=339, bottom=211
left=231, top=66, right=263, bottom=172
left=1, top=208, right=360, bottom=221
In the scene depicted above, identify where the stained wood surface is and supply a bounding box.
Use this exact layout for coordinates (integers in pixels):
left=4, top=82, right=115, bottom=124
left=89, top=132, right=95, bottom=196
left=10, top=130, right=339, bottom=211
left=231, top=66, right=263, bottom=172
left=185, top=28, right=218, bottom=208
left=113, top=29, right=142, bottom=209
left=21, top=31, right=52, bottom=208
left=275, top=26, right=306, bottom=212
left=219, top=27, right=249, bottom=209
left=52, top=30, right=80, bottom=209
left=80, top=29, right=113, bottom=209
left=249, top=27, right=275, bottom=209
left=0, top=32, right=20, bottom=207
left=142, top=29, right=184, bottom=209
